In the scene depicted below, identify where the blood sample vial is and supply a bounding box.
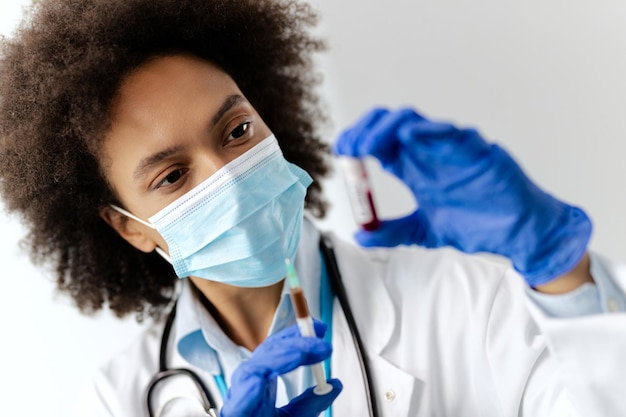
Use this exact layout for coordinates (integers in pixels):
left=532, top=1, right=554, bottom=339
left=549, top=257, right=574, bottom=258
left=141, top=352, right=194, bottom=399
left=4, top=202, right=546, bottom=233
left=338, top=157, right=380, bottom=231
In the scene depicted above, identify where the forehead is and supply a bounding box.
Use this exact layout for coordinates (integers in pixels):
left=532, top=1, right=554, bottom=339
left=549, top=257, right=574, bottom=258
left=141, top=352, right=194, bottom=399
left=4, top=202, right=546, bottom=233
left=99, top=54, right=249, bottom=194
left=101, top=54, right=242, bottom=165
left=110, top=54, right=239, bottom=122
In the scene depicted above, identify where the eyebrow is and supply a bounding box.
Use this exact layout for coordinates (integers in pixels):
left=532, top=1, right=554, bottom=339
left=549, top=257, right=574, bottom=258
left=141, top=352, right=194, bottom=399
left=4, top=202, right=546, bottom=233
left=133, top=94, right=246, bottom=182
left=133, top=145, right=184, bottom=182
left=210, top=94, right=245, bottom=128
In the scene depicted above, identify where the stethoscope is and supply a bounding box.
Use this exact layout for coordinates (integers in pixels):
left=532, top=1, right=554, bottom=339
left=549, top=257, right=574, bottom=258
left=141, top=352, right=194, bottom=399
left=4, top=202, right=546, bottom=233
left=145, top=235, right=379, bottom=417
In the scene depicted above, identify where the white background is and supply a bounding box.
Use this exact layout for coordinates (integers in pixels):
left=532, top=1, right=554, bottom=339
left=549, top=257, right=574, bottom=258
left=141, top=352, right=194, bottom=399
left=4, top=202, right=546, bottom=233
left=1, top=0, right=626, bottom=415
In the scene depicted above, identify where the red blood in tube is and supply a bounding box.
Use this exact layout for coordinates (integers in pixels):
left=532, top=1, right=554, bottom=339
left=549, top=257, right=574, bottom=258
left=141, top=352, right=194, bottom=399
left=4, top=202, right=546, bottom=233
left=290, top=287, right=310, bottom=319
left=339, top=157, right=380, bottom=231
left=362, top=191, right=380, bottom=230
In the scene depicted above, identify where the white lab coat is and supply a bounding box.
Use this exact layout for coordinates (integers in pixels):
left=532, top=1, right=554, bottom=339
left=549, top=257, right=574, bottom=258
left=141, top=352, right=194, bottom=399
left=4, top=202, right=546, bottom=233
left=78, top=226, right=626, bottom=416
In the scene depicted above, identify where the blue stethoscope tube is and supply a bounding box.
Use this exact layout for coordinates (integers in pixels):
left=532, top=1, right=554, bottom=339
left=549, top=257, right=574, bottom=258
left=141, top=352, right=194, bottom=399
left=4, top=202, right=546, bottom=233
left=145, top=235, right=378, bottom=417
left=145, top=303, right=221, bottom=417
left=319, top=235, right=378, bottom=417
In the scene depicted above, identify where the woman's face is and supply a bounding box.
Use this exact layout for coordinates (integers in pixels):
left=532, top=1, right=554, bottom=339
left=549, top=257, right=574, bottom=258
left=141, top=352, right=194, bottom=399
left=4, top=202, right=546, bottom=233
left=100, top=54, right=272, bottom=253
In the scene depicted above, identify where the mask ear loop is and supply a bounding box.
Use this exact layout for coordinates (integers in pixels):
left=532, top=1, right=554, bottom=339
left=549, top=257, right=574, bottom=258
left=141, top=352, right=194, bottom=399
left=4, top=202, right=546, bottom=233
left=154, top=247, right=173, bottom=265
left=109, top=204, right=173, bottom=265
left=110, top=204, right=154, bottom=228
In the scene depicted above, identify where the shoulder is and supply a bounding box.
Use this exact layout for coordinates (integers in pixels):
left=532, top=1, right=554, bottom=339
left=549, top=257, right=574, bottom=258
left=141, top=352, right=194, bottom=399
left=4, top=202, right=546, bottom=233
left=326, top=231, right=513, bottom=300
left=77, top=323, right=163, bottom=417
left=326, top=233, right=533, bottom=351
left=102, top=322, right=162, bottom=378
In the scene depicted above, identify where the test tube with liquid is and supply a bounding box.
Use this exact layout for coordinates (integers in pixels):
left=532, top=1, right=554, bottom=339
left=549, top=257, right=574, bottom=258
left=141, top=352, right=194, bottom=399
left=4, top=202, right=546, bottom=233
left=338, top=157, right=380, bottom=231
left=285, top=258, right=333, bottom=395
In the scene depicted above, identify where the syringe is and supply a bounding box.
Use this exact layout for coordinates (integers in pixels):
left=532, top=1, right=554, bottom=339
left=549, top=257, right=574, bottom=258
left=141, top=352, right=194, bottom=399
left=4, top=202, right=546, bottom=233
left=285, top=258, right=333, bottom=395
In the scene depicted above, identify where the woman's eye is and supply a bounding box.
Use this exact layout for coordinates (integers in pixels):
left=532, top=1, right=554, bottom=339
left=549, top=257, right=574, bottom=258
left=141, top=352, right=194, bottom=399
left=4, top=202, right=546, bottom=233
left=226, top=122, right=251, bottom=142
left=157, top=168, right=187, bottom=188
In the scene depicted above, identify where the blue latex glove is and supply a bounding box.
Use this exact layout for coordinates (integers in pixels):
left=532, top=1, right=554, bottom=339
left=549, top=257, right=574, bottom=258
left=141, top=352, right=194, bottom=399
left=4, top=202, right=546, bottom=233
left=334, top=107, right=592, bottom=287
left=220, top=321, right=342, bottom=417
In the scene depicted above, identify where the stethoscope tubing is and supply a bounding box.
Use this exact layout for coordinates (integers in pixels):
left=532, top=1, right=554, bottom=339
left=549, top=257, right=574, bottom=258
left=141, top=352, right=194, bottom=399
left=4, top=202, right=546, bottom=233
left=146, top=302, right=220, bottom=416
left=146, top=367, right=218, bottom=417
left=319, top=234, right=379, bottom=417
left=147, top=235, right=379, bottom=417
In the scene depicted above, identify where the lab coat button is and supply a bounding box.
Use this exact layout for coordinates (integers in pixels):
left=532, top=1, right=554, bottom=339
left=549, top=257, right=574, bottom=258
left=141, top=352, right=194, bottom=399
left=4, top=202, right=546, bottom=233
left=607, top=297, right=619, bottom=312
left=384, top=390, right=396, bottom=402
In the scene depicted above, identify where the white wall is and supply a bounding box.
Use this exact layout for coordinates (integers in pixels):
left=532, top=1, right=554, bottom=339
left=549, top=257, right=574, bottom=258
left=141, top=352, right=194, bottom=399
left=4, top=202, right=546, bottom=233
left=1, top=1, right=625, bottom=416
left=313, top=0, right=626, bottom=265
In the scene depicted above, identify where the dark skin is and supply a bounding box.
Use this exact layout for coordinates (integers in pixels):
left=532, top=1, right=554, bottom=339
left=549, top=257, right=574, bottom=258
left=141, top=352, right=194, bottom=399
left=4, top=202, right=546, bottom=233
left=100, top=54, right=282, bottom=350
left=99, top=53, right=593, bottom=351
left=536, top=252, right=592, bottom=294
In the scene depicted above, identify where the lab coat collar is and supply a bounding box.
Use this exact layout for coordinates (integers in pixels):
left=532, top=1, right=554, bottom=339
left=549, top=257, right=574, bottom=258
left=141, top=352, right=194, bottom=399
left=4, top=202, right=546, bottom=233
left=174, top=280, right=223, bottom=374
left=172, top=217, right=323, bottom=374
left=326, top=232, right=397, bottom=355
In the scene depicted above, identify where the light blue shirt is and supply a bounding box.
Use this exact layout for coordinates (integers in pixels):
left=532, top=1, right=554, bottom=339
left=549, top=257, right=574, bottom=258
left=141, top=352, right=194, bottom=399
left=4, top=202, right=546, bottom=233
left=173, top=219, right=324, bottom=406
left=173, top=222, right=625, bottom=407
left=527, top=252, right=626, bottom=317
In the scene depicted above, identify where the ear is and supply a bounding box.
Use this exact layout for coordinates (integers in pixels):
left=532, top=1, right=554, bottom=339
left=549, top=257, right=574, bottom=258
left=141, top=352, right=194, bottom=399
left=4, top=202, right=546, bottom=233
left=99, top=206, right=157, bottom=253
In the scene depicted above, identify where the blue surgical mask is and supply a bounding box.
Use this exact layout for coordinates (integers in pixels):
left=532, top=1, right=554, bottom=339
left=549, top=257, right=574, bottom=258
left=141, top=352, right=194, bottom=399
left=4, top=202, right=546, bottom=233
left=111, top=135, right=313, bottom=287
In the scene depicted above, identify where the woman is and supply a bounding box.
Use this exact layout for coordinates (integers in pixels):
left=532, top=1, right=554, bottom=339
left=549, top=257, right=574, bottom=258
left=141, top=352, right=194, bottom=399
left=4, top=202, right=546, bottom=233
left=0, top=0, right=623, bottom=416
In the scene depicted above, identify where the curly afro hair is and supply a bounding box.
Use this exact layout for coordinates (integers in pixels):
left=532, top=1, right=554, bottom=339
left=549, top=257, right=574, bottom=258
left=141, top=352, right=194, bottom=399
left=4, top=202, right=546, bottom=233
left=0, top=0, right=330, bottom=320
